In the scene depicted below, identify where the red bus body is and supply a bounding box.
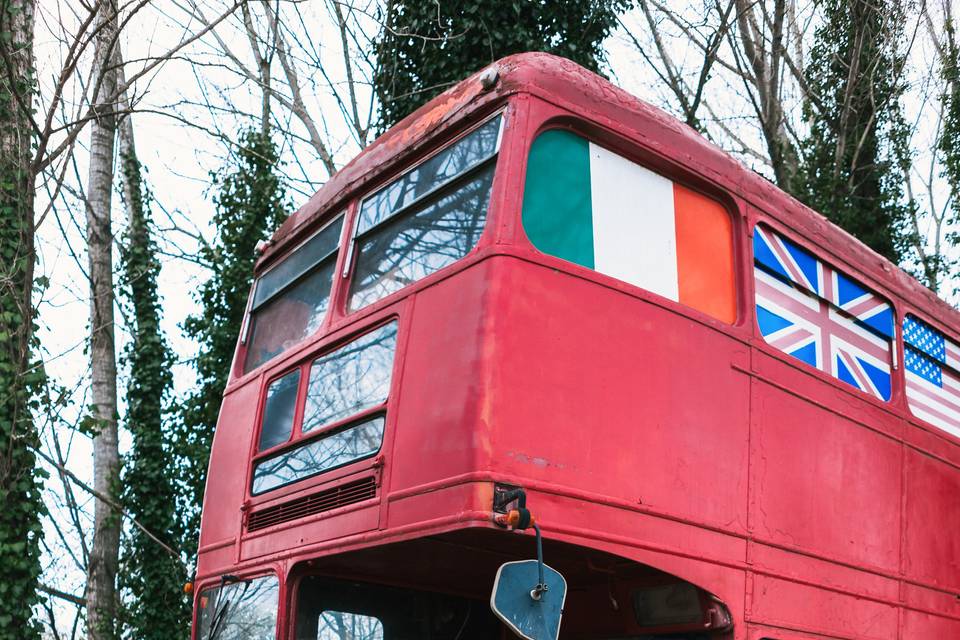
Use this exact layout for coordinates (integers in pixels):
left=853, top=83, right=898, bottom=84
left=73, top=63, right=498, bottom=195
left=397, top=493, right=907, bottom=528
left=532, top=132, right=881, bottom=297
left=194, top=53, right=960, bottom=639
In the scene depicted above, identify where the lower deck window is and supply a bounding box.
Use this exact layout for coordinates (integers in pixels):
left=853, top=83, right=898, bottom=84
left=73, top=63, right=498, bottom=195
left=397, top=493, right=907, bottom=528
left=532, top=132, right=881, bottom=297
left=316, top=612, right=383, bottom=640
left=295, top=577, right=501, bottom=640
left=197, top=574, right=278, bottom=640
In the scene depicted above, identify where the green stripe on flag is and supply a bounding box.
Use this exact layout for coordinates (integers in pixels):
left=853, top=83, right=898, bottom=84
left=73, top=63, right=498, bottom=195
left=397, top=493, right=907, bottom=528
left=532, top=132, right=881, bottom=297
left=521, top=129, right=594, bottom=269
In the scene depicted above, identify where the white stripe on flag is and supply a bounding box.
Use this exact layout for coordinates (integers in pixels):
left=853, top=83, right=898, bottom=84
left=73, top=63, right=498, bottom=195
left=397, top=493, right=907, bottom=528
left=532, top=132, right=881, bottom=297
left=588, top=142, right=678, bottom=301
left=946, top=339, right=960, bottom=371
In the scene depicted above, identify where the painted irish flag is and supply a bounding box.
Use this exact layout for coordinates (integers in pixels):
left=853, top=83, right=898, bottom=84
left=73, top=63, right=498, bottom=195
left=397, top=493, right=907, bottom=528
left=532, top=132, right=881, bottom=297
left=521, top=129, right=736, bottom=323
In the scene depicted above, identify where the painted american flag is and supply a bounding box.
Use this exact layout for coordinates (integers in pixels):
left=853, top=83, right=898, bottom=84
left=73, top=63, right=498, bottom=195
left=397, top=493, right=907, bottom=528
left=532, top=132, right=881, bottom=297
left=754, top=226, right=893, bottom=401
left=903, top=315, right=960, bottom=439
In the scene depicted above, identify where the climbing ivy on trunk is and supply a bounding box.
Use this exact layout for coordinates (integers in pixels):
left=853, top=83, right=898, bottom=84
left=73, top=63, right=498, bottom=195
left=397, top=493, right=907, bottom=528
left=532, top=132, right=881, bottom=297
left=0, top=1, right=45, bottom=638
left=178, top=130, right=289, bottom=560
left=117, top=122, right=190, bottom=640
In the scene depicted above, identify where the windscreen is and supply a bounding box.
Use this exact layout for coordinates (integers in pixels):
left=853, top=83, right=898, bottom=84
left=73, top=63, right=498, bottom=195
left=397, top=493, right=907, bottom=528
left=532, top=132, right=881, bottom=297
left=196, top=575, right=279, bottom=640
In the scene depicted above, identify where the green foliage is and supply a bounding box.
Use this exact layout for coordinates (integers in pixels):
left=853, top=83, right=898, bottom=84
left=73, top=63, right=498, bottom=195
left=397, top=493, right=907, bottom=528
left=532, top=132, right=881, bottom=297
left=374, top=0, right=630, bottom=128
left=177, top=130, right=289, bottom=558
left=117, top=148, right=190, bottom=640
left=795, top=0, right=913, bottom=264
left=0, top=1, right=45, bottom=638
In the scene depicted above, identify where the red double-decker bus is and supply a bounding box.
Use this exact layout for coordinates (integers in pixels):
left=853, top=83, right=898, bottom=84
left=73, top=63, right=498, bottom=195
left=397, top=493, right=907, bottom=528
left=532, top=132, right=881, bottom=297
left=191, top=53, right=960, bottom=640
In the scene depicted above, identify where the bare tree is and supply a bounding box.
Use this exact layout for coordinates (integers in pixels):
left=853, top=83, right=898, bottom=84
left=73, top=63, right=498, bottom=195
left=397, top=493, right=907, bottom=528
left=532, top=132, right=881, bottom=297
left=83, top=1, right=121, bottom=636
left=619, top=1, right=809, bottom=185
left=175, top=0, right=383, bottom=191
left=626, top=0, right=737, bottom=132
left=728, top=0, right=804, bottom=188
left=907, top=0, right=960, bottom=292
left=0, top=1, right=246, bottom=636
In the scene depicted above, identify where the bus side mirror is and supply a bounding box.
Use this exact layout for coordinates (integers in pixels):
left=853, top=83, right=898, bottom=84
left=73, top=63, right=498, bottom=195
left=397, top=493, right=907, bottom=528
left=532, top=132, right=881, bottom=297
left=490, top=559, right=567, bottom=640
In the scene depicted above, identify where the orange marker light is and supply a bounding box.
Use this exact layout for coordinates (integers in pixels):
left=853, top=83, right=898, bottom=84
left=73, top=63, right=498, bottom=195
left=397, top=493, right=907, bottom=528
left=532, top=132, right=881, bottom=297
left=506, top=509, right=535, bottom=528
left=183, top=582, right=194, bottom=595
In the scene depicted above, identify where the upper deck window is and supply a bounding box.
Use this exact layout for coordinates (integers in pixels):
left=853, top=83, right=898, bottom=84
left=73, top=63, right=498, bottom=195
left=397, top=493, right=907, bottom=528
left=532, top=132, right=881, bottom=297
left=347, top=114, right=502, bottom=311
left=753, top=225, right=893, bottom=401
left=258, top=369, right=300, bottom=451
left=903, top=314, right=960, bottom=439
left=303, top=322, right=397, bottom=433
left=521, top=129, right=736, bottom=323
left=245, top=216, right=344, bottom=374
left=251, top=321, right=398, bottom=495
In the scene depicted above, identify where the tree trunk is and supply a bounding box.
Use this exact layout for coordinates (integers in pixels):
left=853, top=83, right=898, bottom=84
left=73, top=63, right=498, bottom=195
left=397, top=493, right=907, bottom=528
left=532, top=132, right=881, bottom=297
left=84, top=1, right=120, bottom=638
left=0, top=1, right=44, bottom=638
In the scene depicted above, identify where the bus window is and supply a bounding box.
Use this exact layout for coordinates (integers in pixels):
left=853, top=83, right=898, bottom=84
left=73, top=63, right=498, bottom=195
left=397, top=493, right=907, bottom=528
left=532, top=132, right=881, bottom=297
left=245, top=215, right=345, bottom=374
left=258, top=369, right=300, bottom=451
left=753, top=224, right=893, bottom=401
left=250, top=322, right=398, bottom=495
left=347, top=114, right=503, bottom=312
left=521, top=129, right=736, bottom=323
left=251, top=416, right=384, bottom=495
left=295, top=576, right=501, bottom=640
left=196, top=574, right=278, bottom=640
left=303, top=322, right=397, bottom=433
left=316, top=612, right=383, bottom=640
left=903, top=314, right=960, bottom=439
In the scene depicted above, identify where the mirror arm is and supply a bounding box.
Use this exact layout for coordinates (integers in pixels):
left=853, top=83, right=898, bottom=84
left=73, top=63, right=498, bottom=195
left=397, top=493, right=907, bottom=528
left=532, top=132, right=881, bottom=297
left=530, top=522, right=548, bottom=601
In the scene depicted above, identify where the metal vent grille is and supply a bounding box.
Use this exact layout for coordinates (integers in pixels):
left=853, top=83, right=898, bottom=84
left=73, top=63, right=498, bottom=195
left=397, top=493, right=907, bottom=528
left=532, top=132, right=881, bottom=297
left=247, top=477, right=376, bottom=532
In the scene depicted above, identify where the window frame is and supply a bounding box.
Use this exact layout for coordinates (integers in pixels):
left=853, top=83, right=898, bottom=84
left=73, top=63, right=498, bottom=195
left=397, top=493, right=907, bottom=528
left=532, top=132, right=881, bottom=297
left=751, top=219, right=898, bottom=404
left=340, top=111, right=506, bottom=311
left=249, top=318, right=400, bottom=496
left=240, top=213, right=346, bottom=374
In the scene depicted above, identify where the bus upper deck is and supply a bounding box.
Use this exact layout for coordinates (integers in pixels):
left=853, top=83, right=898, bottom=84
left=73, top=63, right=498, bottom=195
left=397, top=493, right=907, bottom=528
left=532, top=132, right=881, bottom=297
left=193, top=52, right=960, bottom=640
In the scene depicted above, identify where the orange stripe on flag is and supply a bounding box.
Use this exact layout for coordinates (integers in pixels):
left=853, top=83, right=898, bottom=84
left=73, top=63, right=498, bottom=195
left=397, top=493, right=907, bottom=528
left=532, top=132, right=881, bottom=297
left=673, top=184, right=736, bottom=323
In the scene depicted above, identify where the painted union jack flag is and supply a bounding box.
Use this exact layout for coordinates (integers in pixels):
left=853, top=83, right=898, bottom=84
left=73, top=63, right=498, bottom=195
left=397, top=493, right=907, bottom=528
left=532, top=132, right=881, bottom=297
left=903, top=314, right=960, bottom=439
left=754, top=226, right=893, bottom=401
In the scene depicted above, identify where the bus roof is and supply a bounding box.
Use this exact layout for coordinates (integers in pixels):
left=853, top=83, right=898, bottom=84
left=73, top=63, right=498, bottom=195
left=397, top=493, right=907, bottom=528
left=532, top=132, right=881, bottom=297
left=258, top=51, right=960, bottom=334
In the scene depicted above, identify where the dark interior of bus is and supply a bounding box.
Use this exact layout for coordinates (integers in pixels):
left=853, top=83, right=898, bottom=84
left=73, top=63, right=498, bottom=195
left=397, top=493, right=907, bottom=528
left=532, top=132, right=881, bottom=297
left=292, top=530, right=733, bottom=640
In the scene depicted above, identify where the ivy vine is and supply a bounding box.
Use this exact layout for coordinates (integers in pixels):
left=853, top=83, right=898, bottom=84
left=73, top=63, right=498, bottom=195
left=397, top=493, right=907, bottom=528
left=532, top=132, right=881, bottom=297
left=373, top=0, right=630, bottom=129
left=117, top=147, right=190, bottom=640
left=177, top=130, right=289, bottom=560
left=0, top=1, right=45, bottom=638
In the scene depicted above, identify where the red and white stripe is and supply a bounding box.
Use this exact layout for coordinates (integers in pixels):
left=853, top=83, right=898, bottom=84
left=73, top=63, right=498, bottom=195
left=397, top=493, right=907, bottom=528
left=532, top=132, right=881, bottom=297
left=906, top=370, right=960, bottom=440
